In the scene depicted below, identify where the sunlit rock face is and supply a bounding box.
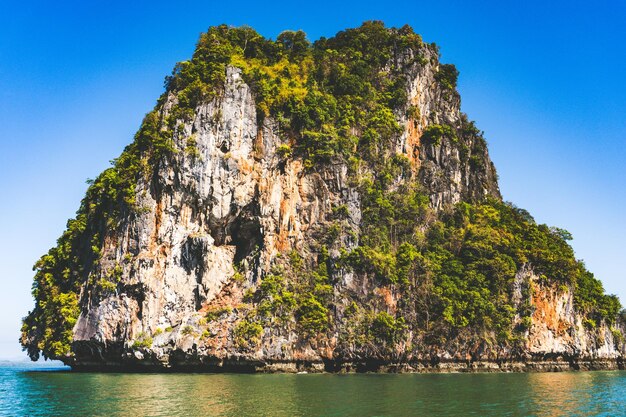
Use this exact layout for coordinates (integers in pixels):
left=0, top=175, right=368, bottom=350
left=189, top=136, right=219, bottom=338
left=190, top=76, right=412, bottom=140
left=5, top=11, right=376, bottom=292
left=22, top=24, right=624, bottom=372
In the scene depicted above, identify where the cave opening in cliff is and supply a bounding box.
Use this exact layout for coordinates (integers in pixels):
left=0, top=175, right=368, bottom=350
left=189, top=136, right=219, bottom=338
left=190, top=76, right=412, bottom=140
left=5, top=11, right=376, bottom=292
left=231, top=218, right=263, bottom=266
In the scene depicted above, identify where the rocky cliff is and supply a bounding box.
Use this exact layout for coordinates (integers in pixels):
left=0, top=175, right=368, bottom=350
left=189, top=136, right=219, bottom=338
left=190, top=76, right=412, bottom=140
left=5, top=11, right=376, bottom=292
left=22, top=22, right=625, bottom=372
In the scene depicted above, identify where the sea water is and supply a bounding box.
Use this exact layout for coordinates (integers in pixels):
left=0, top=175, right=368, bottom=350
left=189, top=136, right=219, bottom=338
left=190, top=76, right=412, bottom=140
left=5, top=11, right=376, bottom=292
left=1, top=361, right=625, bottom=416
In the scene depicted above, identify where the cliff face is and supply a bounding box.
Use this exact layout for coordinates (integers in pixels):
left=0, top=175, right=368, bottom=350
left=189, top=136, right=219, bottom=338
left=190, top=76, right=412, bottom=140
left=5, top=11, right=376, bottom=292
left=22, top=23, right=624, bottom=372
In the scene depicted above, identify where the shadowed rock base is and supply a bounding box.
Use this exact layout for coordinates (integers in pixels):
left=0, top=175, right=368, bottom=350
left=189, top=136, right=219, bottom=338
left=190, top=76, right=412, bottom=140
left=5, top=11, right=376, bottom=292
left=66, top=343, right=624, bottom=373
left=69, top=359, right=624, bottom=373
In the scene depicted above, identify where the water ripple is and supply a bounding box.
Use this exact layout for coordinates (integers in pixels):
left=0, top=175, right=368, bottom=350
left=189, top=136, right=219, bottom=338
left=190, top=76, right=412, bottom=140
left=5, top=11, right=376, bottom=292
left=2, top=364, right=625, bottom=416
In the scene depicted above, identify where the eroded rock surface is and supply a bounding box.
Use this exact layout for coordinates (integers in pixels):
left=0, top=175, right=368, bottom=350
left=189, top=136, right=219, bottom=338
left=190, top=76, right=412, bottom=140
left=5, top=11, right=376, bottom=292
left=22, top=24, right=624, bottom=372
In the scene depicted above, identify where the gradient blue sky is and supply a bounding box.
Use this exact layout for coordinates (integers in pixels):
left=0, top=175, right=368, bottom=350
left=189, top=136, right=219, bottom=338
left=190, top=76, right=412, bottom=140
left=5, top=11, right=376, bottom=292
left=1, top=0, right=624, bottom=359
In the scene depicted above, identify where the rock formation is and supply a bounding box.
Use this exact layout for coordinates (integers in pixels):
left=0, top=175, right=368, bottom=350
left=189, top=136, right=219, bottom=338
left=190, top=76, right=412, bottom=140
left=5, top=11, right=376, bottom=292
left=22, top=22, right=624, bottom=372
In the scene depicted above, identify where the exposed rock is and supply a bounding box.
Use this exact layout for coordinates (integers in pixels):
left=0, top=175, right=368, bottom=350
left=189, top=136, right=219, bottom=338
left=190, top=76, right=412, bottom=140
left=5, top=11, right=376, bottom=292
left=22, top=23, right=624, bottom=372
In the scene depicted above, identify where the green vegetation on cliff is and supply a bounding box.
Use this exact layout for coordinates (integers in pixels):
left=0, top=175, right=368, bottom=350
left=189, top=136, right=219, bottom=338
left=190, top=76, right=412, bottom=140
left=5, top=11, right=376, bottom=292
left=21, top=22, right=622, bottom=361
left=165, top=21, right=425, bottom=169
left=343, top=165, right=620, bottom=347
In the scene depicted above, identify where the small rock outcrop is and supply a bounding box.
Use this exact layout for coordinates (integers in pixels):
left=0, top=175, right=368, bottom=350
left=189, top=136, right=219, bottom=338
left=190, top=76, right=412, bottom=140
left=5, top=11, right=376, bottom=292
left=21, top=22, right=624, bottom=372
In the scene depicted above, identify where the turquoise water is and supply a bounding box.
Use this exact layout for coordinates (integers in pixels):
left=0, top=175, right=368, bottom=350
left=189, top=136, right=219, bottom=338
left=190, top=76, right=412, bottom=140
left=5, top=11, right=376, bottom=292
left=1, top=362, right=625, bottom=416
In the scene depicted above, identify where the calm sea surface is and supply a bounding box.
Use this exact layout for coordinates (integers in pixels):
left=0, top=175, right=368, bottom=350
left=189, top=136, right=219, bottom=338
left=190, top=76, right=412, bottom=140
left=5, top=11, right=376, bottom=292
left=1, top=362, right=625, bottom=416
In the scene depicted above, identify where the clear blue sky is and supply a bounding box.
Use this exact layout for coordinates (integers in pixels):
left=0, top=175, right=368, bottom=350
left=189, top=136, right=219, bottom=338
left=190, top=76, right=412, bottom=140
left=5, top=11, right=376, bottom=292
left=1, top=0, right=624, bottom=360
